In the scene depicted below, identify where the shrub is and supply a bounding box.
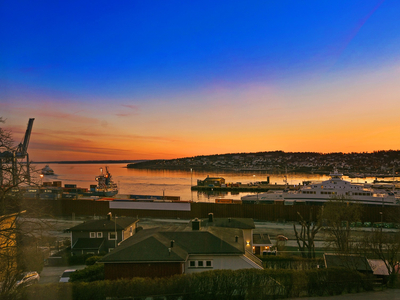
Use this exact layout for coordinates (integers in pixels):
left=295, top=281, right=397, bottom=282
left=85, top=255, right=103, bottom=266
left=69, top=264, right=104, bottom=282
left=23, top=267, right=374, bottom=300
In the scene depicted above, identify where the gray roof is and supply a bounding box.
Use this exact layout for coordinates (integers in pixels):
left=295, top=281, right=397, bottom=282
left=252, top=233, right=272, bottom=245
left=67, top=217, right=138, bottom=232
left=100, top=225, right=244, bottom=263
left=72, top=238, right=105, bottom=250
left=324, top=254, right=373, bottom=272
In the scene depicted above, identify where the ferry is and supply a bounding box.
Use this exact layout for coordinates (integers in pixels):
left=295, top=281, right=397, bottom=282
left=41, top=165, right=54, bottom=175
left=285, top=170, right=398, bottom=206
left=241, top=170, right=399, bottom=206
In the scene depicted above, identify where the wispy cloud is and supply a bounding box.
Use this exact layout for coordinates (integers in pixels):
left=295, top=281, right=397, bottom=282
left=116, top=104, right=140, bottom=117
left=121, top=104, right=139, bottom=110
left=30, top=140, right=132, bottom=156
left=34, top=127, right=179, bottom=143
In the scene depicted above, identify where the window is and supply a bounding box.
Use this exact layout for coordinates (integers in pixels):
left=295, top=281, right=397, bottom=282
left=189, top=260, right=213, bottom=268
left=90, top=232, right=96, bottom=238
left=108, top=232, right=117, bottom=240
left=97, top=232, right=103, bottom=238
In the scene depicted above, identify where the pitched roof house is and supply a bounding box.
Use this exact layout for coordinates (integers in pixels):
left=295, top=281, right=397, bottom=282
left=100, top=217, right=263, bottom=280
left=67, top=213, right=139, bottom=256
left=199, top=213, right=272, bottom=255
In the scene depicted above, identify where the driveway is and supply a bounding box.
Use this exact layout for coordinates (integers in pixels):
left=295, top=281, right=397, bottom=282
left=39, top=265, right=86, bottom=284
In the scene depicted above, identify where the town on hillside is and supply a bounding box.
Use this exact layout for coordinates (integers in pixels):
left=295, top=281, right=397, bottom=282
left=128, top=150, right=400, bottom=177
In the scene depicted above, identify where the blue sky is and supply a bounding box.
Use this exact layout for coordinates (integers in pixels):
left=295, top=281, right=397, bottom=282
left=1, top=1, right=400, bottom=161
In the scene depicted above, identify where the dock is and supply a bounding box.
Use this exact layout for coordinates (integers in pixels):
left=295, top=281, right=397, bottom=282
left=191, top=183, right=298, bottom=192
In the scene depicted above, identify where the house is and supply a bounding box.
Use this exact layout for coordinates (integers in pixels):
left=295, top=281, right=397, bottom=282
left=252, top=233, right=273, bottom=255
left=67, top=213, right=139, bottom=256
left=99, top=217, right=263, bottom=280
left=197, top=176, right=225, bottom=187
left=199, top=213, right=273, bottom=255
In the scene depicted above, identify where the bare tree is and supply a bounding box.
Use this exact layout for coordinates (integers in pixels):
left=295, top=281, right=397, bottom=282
left=293, top=207, right=323, bottom=258
left=368, top=229, right=400, bottom=287
left=0, top=118, right=52, bottom=299
left=356, top=206, right=400, bottom=287
left=323, top=196, right=362, bottom=253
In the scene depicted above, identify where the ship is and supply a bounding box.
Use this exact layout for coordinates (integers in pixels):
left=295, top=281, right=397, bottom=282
left=41, top=165, right=55, bottom=175
left=241, top=169, right=399, bottom=206
left=85, top=166, right=118, bottom=197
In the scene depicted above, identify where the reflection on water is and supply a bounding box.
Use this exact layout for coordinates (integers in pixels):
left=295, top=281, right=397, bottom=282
left=33, top=163, right=373, bottom=202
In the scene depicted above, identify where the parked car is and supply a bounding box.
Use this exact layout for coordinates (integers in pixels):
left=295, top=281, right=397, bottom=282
left=276, top=234, right=288, bottom=241
left=59, top=270, right=76, bottom=283
left=15, top=271, right=40, bottom=288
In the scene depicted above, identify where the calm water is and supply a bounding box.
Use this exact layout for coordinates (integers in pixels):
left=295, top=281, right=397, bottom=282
left=33, top=163, right=374, bottom=202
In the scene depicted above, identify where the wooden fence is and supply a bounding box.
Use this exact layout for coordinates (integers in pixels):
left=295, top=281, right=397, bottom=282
left=29, top=199, right=396, bottom=223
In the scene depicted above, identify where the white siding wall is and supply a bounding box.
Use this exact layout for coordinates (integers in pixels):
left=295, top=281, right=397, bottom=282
left=185, top=254, right=259, bottom=274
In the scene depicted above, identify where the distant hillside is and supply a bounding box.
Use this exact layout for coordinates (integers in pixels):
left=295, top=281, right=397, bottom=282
left=127, top=150, right=400, bottom=174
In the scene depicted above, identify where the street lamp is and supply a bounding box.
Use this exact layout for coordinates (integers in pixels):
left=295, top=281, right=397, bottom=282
left=40, top=174, right=43, bottom=186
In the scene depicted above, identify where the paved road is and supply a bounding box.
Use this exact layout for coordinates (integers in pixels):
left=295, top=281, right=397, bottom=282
left=39, top=265, right=86, bottom=284
left=288, top=289, right=400, bottom=300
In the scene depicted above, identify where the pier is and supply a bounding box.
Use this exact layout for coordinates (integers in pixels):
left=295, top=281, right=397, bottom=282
left=191, top=183, right=299, bottom=193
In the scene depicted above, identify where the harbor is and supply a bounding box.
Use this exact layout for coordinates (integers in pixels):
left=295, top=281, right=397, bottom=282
left=15, top=164, right=399, bottom=226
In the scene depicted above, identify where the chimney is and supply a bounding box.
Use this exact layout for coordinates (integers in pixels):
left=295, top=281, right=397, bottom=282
left=192, top=218, right=200, bottom=230
left=208, top=213, right=214, bottom=222
left=107, top=212, right=112, bottom=220
left=170, top=240, right=175, bottom=248
left=235, top=235, right=239, bottom=243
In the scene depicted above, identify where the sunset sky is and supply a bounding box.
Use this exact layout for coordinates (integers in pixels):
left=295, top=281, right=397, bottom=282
left=1, top=0, right=400, bottom=162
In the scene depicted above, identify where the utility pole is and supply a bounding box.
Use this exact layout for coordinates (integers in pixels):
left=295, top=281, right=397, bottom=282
left=114, top=214, right=117, bottom=248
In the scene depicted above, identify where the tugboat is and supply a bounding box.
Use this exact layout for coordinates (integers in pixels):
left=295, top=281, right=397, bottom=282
left=86, top=167, right=118, bottom=197
left=41, top=165, right=55, bottom=175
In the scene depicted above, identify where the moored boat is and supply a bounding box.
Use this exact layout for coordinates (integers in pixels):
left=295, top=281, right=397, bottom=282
left=241, top=190, right=284, bottom=203
left=283, top=169, right=398, bottom=206
left=241, top=169, right=399, bottom=206
left=84, top=166, right=118, bottom=197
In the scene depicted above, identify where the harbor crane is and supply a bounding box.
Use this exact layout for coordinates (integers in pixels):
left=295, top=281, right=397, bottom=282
left=0, top=118, right=35, bottom=186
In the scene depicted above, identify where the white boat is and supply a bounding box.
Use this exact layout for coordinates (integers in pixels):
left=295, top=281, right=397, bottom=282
left=241, top=190, right=284, bottom=203
left=241, top=169, right=399, bottom=206
left=41, top=165, right=54, bottom=175
left=283, top=169, right=398, bottom=206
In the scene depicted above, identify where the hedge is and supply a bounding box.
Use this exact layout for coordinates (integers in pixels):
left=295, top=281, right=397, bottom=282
left=22, top=267, right=373, bottom=300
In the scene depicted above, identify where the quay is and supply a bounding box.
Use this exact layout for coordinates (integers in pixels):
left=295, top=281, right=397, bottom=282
left=191, top=176, right=299, bottom=192
left=191, top=184, right=298, bottom=192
